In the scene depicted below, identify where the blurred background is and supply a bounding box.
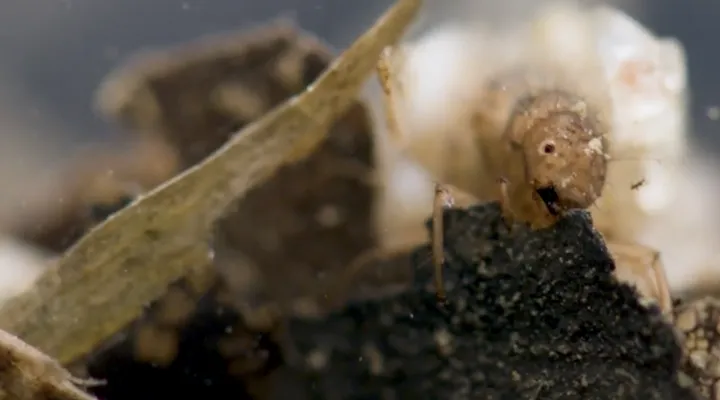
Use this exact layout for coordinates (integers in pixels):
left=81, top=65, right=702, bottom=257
left=1, top=0, right=718, bottom=144
left=0, top=0, right=718, bottom=243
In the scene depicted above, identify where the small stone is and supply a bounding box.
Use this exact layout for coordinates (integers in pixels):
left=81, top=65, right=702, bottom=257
left=315, top=204, right=342, bottom=228
left=698, top=339, right=710, bottom=351
left=690, top=351, right=709, bottom=369
left=434, top=328, right=453, bottom=356
left=362, top=344, right=384, bottom=375
left=676, top=309, right=698, bottom=332
left=306, top=349, right=328, bottom=370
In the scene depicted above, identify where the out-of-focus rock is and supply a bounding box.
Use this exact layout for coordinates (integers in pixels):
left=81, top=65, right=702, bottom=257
left=95, top=21, right=382, bottom=311
left=86, top=282, right=276, bottom=400
left=95, top=21, right=330, bottom=167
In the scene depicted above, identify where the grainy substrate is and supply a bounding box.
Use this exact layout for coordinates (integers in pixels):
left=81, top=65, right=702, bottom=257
left=276, top=203, right=699, bottom=399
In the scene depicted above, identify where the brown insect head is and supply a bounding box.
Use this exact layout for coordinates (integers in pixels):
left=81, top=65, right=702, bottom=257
left=513, top=90, right=608, bottom=216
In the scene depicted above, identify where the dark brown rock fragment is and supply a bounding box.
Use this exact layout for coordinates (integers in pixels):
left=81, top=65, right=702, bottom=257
left=95, top=20, right=379, bottom=316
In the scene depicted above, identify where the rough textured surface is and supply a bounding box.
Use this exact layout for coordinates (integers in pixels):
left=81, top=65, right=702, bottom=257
left=276, top=203, right=699, bottom=399
left=675, top=297, right=720, bottom=400
left=81, top=201, right=707, bottom=400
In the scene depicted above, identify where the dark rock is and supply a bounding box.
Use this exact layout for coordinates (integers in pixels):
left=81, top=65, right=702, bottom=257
left=96, top=22, right=379, bottom=312
left=86, top=287, right=282, bottom=400
left=276, top=203, right=699, bottom=399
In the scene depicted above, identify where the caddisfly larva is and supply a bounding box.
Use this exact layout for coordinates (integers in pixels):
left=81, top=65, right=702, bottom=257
left=375, top=17, right=673, bottom=314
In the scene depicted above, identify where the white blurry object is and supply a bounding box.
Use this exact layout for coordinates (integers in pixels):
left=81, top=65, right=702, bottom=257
left=534, top=5, right=706, bottom=293
left=591, top=5, right=687, bottom=223
left=371, top=3, right=710, bottom=293
left=369, top=26, right=492, bottom=248
left=0, top=237, right=48, bottom=303
left=528, top=5, right=690, bottom=250
left=638, top=152, right=720, bottom=293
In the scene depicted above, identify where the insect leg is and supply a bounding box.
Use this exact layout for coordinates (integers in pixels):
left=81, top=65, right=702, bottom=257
left=376, top=46, right=407, bottom=147
left=432, top=182, right=455, bottom=301
left=67, top=376, right=106, bottom=388
left=497, top=177, right=516, bottom=230
left=648, top=249, right=673, bottom=319
left=652, top=251, right=673, bottom=319
left=607, top=241, right=673, bottom=319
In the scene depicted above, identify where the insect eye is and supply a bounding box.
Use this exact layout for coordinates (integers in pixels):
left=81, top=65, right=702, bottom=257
left=539, top=140, right=556, bottom=155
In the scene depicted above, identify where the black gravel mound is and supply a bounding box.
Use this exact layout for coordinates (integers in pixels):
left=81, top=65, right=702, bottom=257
left=275, top=202, right=699, bottom=400
left=87, top=293, right=278, bottom=400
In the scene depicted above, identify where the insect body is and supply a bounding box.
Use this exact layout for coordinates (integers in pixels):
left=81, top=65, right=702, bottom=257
left=375, top=20, right=672, bottom=314
left=630, top=178, right=646, bottom=191
left=378, top=47, right=613, bottom=293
